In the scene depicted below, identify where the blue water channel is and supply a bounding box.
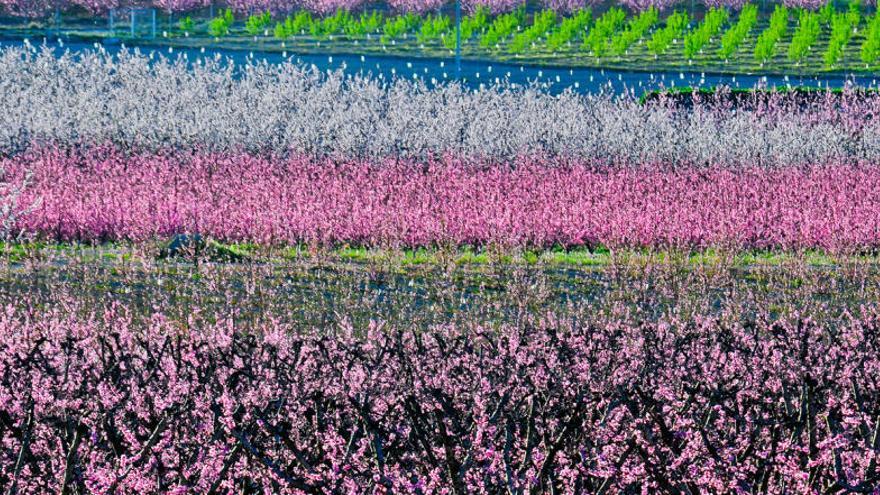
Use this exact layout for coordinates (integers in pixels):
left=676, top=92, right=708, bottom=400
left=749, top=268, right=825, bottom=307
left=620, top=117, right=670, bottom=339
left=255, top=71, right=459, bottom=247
left=3, top=36, right=878, bottom=94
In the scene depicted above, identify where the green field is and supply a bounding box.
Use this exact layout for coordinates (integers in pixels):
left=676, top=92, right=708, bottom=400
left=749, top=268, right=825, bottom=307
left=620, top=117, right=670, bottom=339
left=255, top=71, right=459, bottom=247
left=3, top=240, right=876, bottom=269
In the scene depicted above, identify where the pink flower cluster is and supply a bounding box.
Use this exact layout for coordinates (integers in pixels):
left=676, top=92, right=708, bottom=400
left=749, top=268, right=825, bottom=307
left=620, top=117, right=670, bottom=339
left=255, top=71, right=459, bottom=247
left=385, top=0, right=445, bottom=14
left=780, top=0, right=825, bottom=8
left=539, top=0, right=597, bottom=14
left=617, top=0, right=677, bottom=12
left=8, top=146, right=880, bottom=251
left=2, top=297, right=880, bottom=493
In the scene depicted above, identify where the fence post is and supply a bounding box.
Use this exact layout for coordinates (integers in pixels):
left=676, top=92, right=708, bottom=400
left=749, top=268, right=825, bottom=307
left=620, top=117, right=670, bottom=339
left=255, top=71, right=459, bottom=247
left=455, top=0, right=461, bottom=79
left=130, top=8, right=135, bottom=37
left=109, top=8, right=114, bottom=31
left=151, top=8, right=156, bottom=38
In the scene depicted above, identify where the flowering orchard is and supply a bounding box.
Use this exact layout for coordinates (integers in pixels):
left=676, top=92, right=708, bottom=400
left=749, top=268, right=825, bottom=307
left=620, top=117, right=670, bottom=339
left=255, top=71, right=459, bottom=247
left=2, top=280, right=880, bottom=494
left=4, top=45, right=880, bottom=251
left=0, top=0, right=856, bottom=16
left=2, top=47, right=880, bottom=164
left=1, top=11, right=880, bottom=493
left=7, top=146, right=880, bottom=251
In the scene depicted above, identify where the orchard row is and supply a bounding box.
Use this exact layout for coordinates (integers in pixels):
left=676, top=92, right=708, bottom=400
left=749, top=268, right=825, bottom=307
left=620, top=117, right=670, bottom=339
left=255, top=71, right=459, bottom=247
left=13, top=1, right=880, bottom=71
left=248, top=2, right=880, bottom=69
left=3, top=45, right=879, bottom=162
left=3, top=262, right=880, bottom=494
left=9, top=146, right=880, bottom=251
left=1, top=0, right=872, bottom=25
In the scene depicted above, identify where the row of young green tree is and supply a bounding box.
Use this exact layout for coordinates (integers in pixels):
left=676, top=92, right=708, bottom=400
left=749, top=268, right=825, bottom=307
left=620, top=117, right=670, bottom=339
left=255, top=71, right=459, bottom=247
left=182, top=1, right=880, bottom=67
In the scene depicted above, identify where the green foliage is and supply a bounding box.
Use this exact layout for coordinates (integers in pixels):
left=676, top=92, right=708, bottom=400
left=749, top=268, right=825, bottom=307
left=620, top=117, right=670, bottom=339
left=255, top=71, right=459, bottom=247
left=381, top=12, right=420, bottom=43
left=479, top=8, right=524, bottom=48
left=310, top=10, right=356, bottom=38
left=274, top=11, right=313, bottom=39
left=753, top=5, right=788, bottom=62
left=325, top=10, right=352, bottom=37
left=442, top=6, right=490, bottom=50
left=646, top=10, right=689, bottom=55
left=345, top=11, right=384, bottom=36
left=583, top=7, right=625, bottom=57
left=848, top=0, right=861, bottom=21
left=178, top=15, right=193, bottom=33
left=182, top=5, right=880, bottom=68
left=274, top=20, right=287, bottom=39
left=245, top=10, right=271, bottom=36
left=818, top=2, right=834, bottom=24
left=861, top=12, right=880, bottom=65
left=468, top=5, right=491, bottom=33
left=788, top=9, right=820, bottom=62
left=684, top=7, right=728, bottom=59
left=824, top=3, right=859, bottom=67
left=208, top=8, right=234, bottom=38
left=546, top=8, right=591, bottom=51
left=292, top=10, right=314, bottom=33
left=417, top=13, right=452, bottom=43
left=509, top=9, right=556, bottom=53
left=609, top=7, right=657, bottom=56
left=718, top=3, right=757, bottom=59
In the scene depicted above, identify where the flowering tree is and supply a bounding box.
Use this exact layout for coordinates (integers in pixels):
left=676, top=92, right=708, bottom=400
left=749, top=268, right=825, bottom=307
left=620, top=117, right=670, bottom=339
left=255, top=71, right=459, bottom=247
left=541, top=0, right=600, bottom=14
left=618, top=0, right=679, bottom=12
left=0, top=166, right=39, bottom=240
left=151, top=0, right=210, bottom=13
left=4, top=146, right=880, bottom=251
left=387, top=0, right=446, bottom=14
left=2, top=299, right=880, bottom=493
left=0, top=0, right=59, bottom=17
left=781, top=0, right=827, bottom=9
left=702, top=0, right=749, bottom=9
left=1, top=46, right=879, bottom=165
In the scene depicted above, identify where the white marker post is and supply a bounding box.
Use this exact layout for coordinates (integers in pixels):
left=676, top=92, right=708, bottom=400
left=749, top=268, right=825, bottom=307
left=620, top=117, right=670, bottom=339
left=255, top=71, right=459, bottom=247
left=455, top=0, right=461, bottom=79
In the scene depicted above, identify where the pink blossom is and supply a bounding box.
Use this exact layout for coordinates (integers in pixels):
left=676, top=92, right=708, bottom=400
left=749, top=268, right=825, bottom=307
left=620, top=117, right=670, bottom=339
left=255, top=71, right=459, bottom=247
left=7, top=146, right=880, bottom=252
